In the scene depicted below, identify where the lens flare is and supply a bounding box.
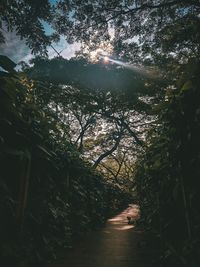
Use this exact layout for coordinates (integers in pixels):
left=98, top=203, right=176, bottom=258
left=102, top=57, right=160, bottom=78
left=89, top=43, right=113, bottom=62
left=103, top=56, right=109, bottom=63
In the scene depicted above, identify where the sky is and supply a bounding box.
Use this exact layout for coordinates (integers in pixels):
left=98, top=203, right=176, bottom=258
left=0, top=0, right=118, bottom=66
left=0, top=26, right=81, bottom=65
left=0, top=0, right=115, bottom=67
left=0, top=0, right=80, bottom=65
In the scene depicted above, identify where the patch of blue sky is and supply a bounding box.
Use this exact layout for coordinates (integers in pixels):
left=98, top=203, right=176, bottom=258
left=0, top=28, right=80, bottom=65
left=41, top=20, right=55, bottom=36
left=50, top=0, right=57, bottom=6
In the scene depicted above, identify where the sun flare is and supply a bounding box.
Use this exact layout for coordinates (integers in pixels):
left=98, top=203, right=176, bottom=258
left=103, top=56, right=109, bottom=63
left=89, top=42, right=113, bottom=62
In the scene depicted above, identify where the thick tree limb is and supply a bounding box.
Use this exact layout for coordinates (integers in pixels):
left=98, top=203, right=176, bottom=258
left=99, top=151, right=126, bottom=181
left=100, top=111, right=144, bottom=146
left=113, top=152, right=126, bottom=179
left=74, top=114, right=94, bottom=152
left=118, top=119, right=144, bottom=146
left=93, top=132, right=122, bottom=169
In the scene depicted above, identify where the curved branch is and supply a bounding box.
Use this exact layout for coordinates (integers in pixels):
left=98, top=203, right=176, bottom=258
left=93, top=132, right=122, bottom=169
left=99, top=110, right=144, bottom=146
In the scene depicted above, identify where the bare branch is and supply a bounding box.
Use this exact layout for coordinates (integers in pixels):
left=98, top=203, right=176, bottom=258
left=99, top=162, right=116, bottom=178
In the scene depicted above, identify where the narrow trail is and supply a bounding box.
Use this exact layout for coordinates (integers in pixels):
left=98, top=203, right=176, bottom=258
left=48, top=205, right=155, bottom=267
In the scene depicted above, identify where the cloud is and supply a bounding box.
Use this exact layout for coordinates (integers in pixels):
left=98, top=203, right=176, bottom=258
left=0, top=30, right=31, bottom=64
left=0, top=30, right=81, bottom=65
left=48, top=36, right=81, bottom=59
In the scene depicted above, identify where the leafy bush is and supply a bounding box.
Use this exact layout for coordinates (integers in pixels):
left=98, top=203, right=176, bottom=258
left=135, top=61, right=200, bottom=267
left=0, top=56, right=131, bottom=266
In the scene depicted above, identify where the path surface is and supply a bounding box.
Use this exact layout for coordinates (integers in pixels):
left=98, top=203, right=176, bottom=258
left=48, top=205, right=155, bottom=267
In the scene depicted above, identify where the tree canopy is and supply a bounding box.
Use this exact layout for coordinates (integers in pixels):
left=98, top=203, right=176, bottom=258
left=1, top=1, right=200, bottom=267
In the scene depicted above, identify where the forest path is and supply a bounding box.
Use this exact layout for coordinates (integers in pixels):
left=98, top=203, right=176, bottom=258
left=48, top=204, right=156, bottom=267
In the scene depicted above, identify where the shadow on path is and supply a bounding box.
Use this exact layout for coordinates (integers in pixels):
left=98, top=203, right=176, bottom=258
left=48, top=204, right=156, bottom=267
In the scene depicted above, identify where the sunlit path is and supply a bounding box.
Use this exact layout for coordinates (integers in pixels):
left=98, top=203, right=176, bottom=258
left=48, top=205, right=154, bottom=267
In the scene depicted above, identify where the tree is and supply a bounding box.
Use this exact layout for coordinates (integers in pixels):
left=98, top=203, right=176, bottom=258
left=2, top=1, right=200, bottom=266
left=135, top=62, right=200, bottom=266
left=3, top=1, right=200, bottom=65
left=24, top=57, right=155, bottom=183
left=51, top=1, right=200, bottom=63
left=0, top=0, right=55, bottom=54
left=0, top=55, right=133, bottom=266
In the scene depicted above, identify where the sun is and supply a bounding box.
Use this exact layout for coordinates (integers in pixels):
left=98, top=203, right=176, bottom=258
left=103, top=56, right=109, bottom=63
left=90, top=48, right=104, bottom=62
left=89, top=42, right=113, bottom=62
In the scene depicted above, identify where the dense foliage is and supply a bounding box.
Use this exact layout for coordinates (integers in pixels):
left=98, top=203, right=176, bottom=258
left=23, top=57, right=154, bottom=185
left=0, top=0, right=54, bottom=54
left=135, top=60, right=200, bottom=267
left=0, top=57, right=132, bottom=266
left=1, top=1, right=200, bottom=267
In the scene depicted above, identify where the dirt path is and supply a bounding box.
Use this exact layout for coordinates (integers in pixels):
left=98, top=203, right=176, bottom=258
left=48, top=204, right=155, bottom=267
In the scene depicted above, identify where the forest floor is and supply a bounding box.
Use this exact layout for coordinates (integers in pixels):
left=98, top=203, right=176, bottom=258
left=47, top=204, right=159, bottom=267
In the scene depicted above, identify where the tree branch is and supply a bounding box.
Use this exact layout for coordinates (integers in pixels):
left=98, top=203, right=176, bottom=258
left=99, top=162, right=116, bottom=178
left=103, top=0, right=200, bottom=24
left=114, top=152, right=126, bottom=179
left=93, top=131, right=123, bottom=169
left=98, top=110, right=144, bottom=146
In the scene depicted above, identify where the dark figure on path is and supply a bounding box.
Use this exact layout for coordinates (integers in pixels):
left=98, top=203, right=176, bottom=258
left=127, top=216, right=136, bottom=225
